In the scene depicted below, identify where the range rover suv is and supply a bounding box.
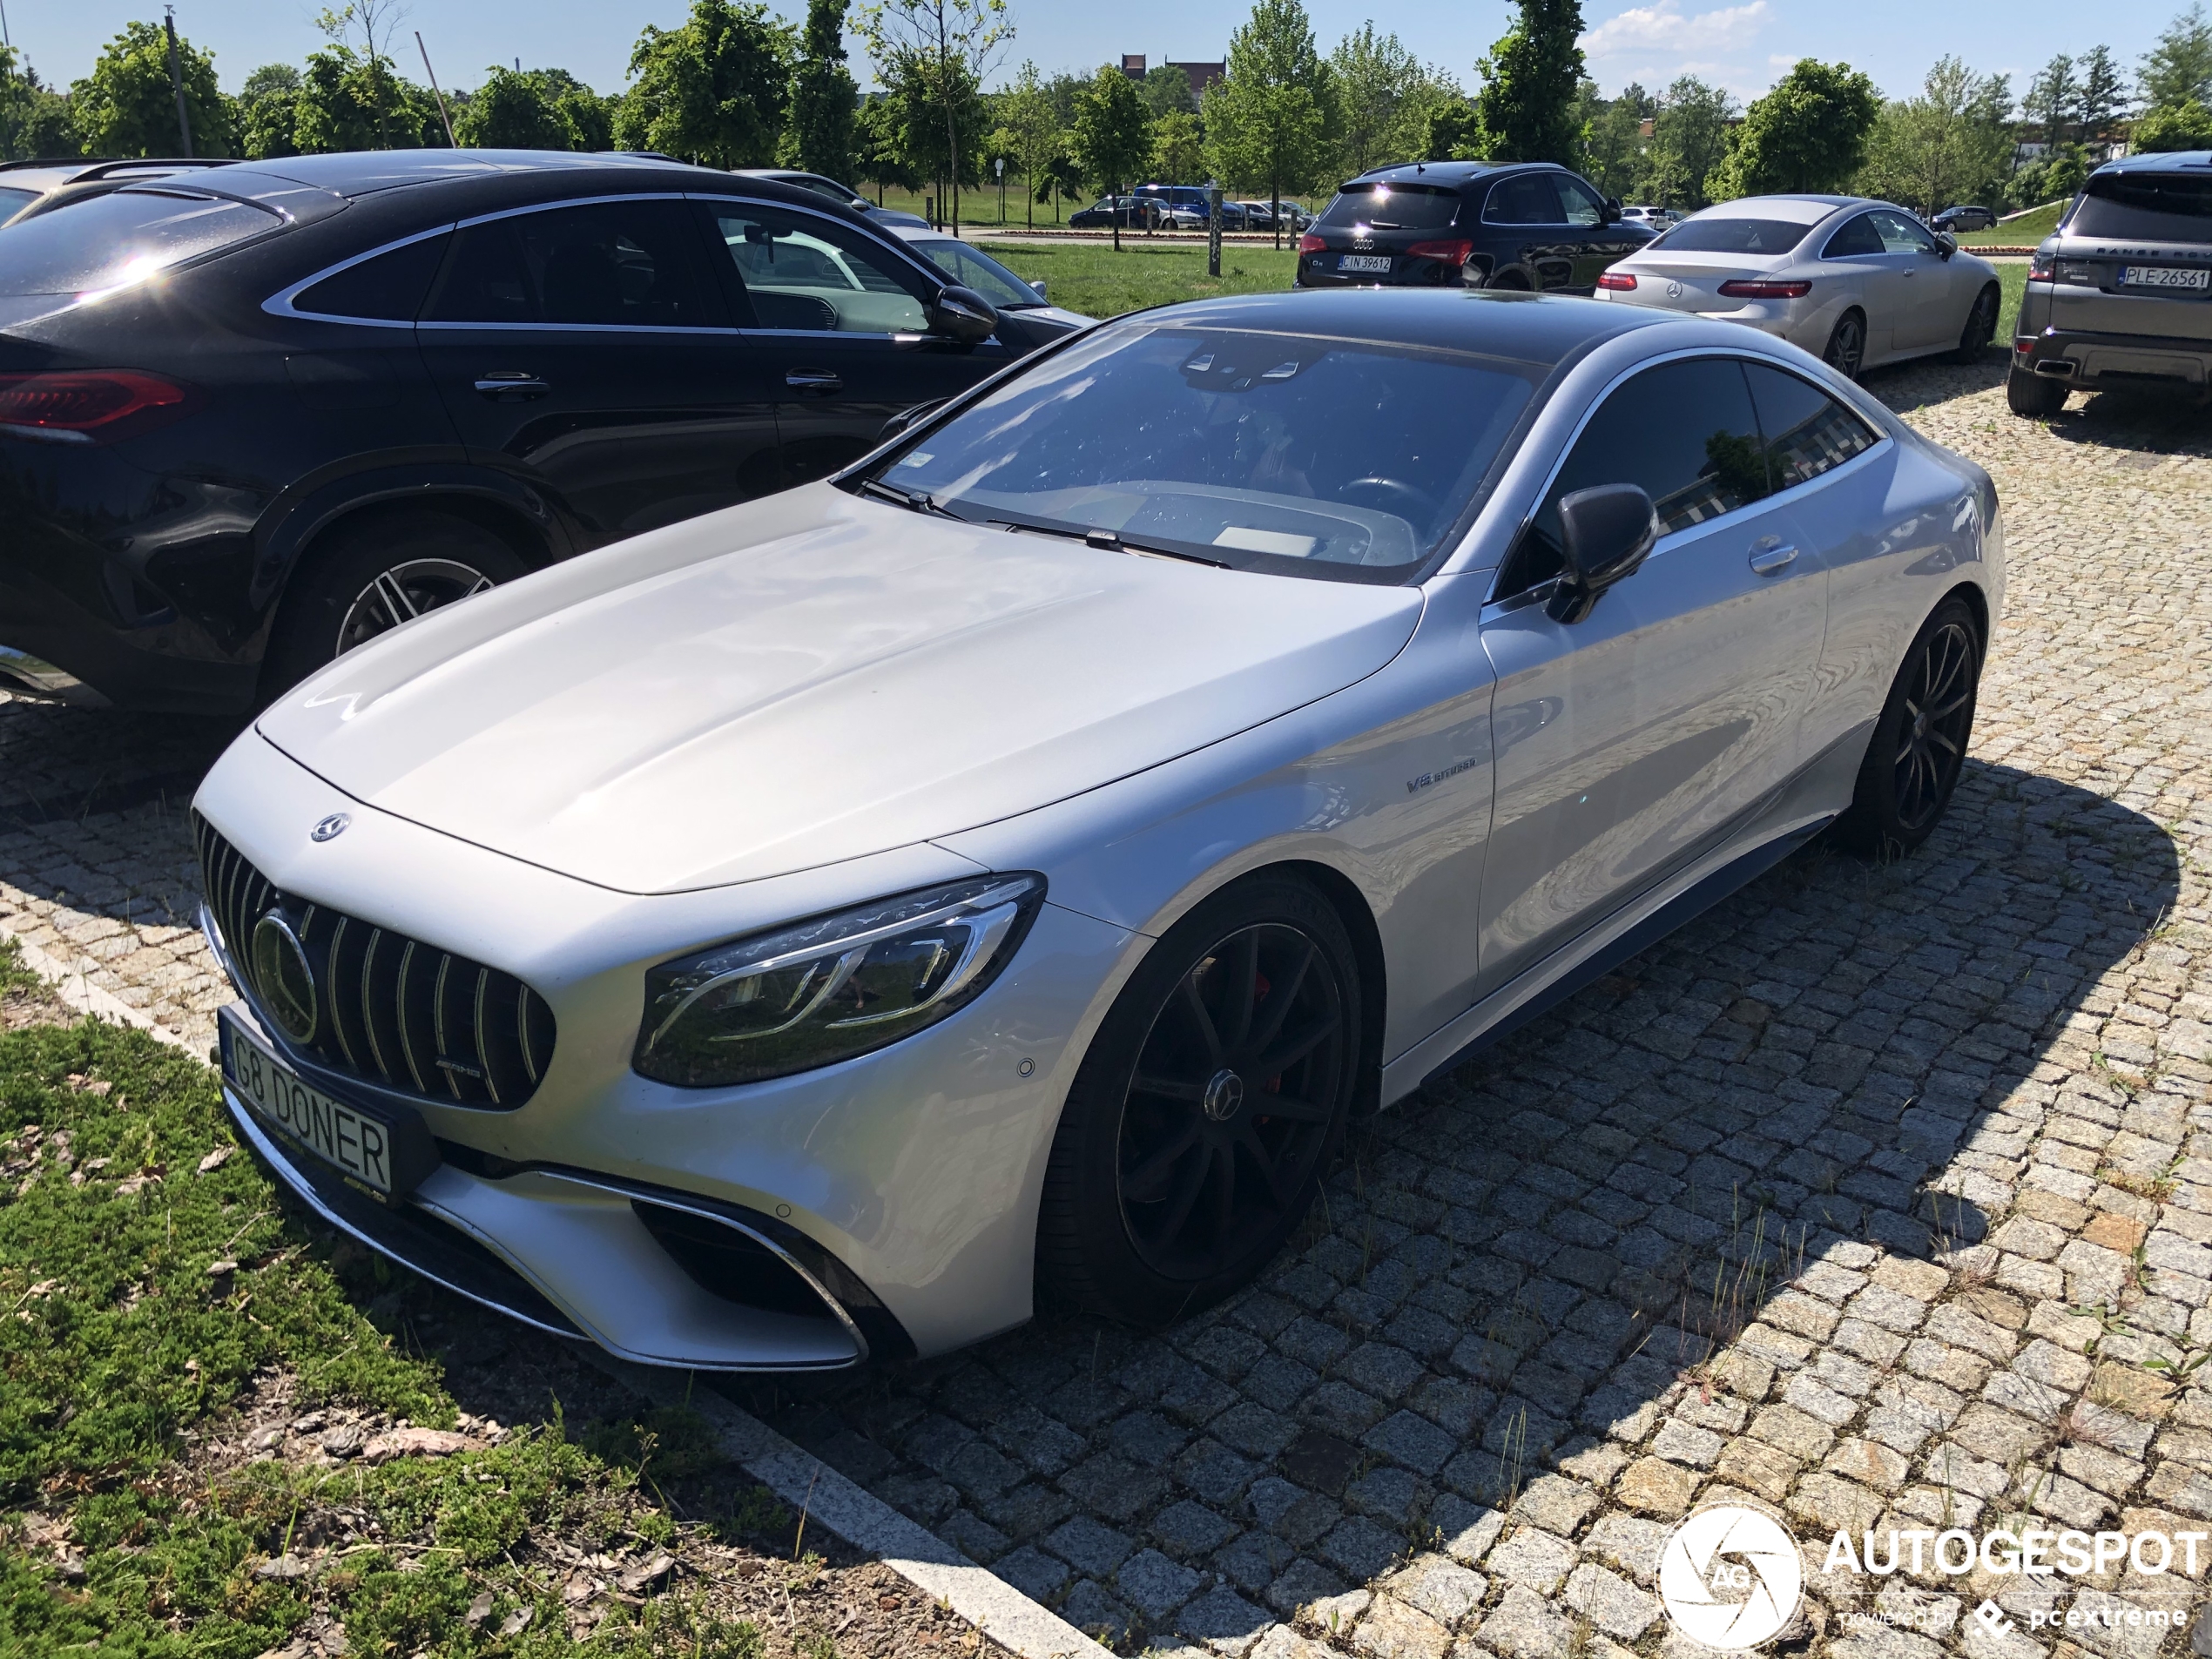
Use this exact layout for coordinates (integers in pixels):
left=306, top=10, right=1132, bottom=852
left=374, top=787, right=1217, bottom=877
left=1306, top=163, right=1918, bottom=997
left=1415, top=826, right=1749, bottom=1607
left=2010, top=153, right=2212, bottom=415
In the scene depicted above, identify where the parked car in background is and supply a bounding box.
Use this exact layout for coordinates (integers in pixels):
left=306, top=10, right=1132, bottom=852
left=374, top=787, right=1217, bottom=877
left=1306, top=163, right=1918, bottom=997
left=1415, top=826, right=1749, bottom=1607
left=1295, top=160, right=1651, bottom=293
left=0, top=151, right=1049, bottom=713
left=732, top=169, right=928, bottom=229
left=1134, top=185, right=1213, bottom=226
left=884, top=226, right=1096, bottom=344
left=1069, top=196, right=1162, bottom=230
left=192, top=286, right=2000, bottom=1370
left=1594, top=194, right=2002, bottom=381
left=1619, top=204, right=1678, bottom=230
left=2009, top=153, right=2212, bottom=415
left=1932, top=204, right=1998, bottom=234
left=0, top=157, right=233, bottom=226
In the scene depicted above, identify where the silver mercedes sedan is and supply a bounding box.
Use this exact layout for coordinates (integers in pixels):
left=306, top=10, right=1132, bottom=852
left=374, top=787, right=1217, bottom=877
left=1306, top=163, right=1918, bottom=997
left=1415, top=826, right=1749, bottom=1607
left=1594, top=194, right=2005, bottom=380
left=192, top=289, right=2001, bottom=1371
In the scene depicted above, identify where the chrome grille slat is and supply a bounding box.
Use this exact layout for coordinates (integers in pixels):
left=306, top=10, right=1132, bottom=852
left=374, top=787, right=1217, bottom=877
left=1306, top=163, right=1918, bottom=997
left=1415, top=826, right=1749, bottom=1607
left=192, top=813, right=552, bottom=1110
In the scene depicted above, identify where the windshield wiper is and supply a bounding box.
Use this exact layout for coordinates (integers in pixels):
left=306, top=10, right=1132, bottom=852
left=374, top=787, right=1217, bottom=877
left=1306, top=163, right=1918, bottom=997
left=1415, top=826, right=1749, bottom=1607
left=857, top=477, right=957, bottom=517
left=991, top=517, right=1229, bottom=569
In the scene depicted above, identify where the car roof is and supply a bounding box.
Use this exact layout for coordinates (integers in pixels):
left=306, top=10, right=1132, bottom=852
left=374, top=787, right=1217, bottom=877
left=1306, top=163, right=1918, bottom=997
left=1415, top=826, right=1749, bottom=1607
left=200, top=148, right=705, bottom=202
left=2096, top=150, right=2212, bottom=174
left=1344, top=159, right=1532, bottom=190
left=1684, top=195, right=1862, bottom=226
left=1119, top=287, right=1675, bottom=366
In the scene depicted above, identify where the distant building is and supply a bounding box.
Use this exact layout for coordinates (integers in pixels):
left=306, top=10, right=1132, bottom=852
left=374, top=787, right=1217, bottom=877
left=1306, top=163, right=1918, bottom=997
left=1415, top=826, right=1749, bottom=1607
left=1120, top=53, right=1227, bottom=98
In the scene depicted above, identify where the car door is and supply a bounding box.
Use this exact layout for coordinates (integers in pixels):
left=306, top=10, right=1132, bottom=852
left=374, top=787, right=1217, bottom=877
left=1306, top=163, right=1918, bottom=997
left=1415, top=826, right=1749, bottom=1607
left=1481, top=172, right=1576, bottom=290
left=1550, top=172, right=1635, bottom=290
left=1474, top=354, right=1828, bottom=994
left=1818, top=211, right=1913, bottom=361
left=415, top=197, right=783, bottom=546
left=693, top=198, right=1018, bottom=488
left=1868, top=208, right=1957, bottom=352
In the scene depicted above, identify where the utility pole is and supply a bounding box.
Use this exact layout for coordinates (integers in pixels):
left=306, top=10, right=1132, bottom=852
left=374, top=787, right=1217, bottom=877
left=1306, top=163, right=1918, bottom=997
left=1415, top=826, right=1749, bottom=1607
left=164, top=7, right=193, bottom=157
left=416, top=31, right=456, bottom=148
left=995, top=155, right=1004, bottom=226
left=1207, top=182, right=1221, bottom=278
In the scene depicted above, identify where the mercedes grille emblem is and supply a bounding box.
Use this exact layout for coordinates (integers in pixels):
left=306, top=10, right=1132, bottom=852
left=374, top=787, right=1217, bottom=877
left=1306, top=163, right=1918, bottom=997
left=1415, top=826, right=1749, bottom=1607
left=311, top=813, right=352, bottom=843
left=250, top=911, right=320, bottom=1045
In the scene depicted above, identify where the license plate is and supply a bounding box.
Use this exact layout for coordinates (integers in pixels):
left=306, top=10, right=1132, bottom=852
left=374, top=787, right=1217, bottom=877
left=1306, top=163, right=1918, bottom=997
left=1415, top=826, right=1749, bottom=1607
left=2121, top=266, right=2209, bottom=290
left=1338, top=254, right=1393, bottom=273
left=219, top=1008, right=432, bottom=1201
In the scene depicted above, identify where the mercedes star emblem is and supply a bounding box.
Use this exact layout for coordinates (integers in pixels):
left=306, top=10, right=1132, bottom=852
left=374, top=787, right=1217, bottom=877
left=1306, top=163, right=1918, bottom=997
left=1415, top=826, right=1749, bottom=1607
left=251, top=911, right=320, bottom=1044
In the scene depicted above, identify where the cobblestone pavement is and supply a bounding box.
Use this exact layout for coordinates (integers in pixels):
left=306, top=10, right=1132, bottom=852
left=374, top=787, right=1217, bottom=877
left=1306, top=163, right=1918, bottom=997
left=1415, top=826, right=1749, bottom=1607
left=4, top=359, right=2209, bottom=1659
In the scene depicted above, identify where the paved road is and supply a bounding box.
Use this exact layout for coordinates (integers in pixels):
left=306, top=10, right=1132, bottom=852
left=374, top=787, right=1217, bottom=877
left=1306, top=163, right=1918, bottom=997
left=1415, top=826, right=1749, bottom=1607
left=3, top=357, right=2207, bottom=1659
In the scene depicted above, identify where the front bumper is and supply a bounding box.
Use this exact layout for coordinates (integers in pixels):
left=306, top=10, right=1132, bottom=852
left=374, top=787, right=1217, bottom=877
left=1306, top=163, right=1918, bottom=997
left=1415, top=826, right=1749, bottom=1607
left=2014, top=325, right=2212, bottom=390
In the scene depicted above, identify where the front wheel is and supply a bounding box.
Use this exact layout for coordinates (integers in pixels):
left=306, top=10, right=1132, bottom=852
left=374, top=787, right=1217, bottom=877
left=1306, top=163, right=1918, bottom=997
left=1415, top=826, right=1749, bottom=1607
left=1836, top=597, right=1982, bottom=860
left=1037, top=878, right=1361, bottom=1325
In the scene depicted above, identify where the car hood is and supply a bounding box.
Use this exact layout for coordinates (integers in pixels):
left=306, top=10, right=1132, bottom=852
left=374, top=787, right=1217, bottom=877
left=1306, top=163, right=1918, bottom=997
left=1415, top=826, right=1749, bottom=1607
left=256, top=485, right=1423, bottom=895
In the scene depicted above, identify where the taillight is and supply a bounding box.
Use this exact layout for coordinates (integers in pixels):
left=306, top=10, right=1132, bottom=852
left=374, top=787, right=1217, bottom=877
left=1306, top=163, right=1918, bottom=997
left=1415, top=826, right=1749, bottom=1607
left=0, top=370, right=199, bottom=443
left=1406, top=239, right=1473, bottom=264
left=1595, top=271, right=1637, bottom=290
left=1716, top=279, right=1812, bottom=299
left=1298, top=233, right=1325, bottom=254
left=2028, top=253, right=2054, bottom=280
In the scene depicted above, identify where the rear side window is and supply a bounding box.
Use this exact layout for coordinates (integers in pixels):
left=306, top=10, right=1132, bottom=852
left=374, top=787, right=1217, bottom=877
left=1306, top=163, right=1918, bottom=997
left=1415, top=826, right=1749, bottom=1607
left=1501, top=357, right=1769, bottom=596
left=1484, top=174, right=1563, bottom=226
left=1318, top=184, right=1460, bottom=231
left=1743, top=362, right=1878, bottom=492
left=1654, top=217, right=1815, bottom=254
left=1821, top=214, right=1885, bottom=258
left=423, top=200, right=714, bottom=327
left=0, top=186, right=278, bottom=296
left=2070, top=171, right=2212, bottom=240
left=291, top=233, right=451, bottom=321
left=0, top=186, right=37, bottom=217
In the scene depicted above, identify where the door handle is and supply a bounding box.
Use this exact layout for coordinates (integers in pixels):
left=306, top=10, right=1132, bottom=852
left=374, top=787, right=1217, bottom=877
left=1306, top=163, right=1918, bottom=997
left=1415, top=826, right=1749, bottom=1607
left=785, top=368, right=843, bottom=393
left=474, top=374, right=550, bottom=401
left=1749, top=541, right=1799, bottom=576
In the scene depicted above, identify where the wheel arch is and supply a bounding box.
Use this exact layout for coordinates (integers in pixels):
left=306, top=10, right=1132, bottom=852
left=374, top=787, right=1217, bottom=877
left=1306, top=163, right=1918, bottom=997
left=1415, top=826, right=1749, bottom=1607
left=287, top=489, right=558, bottom=585
left=1941, top=577, right=1990, bottom=655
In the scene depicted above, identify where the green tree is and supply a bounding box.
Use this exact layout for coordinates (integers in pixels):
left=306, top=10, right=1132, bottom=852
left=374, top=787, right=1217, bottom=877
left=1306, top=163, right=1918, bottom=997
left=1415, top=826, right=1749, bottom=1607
left=1644, top=76, right=1735, bottom=208
left=2023, top=54, right=2076, bottom=146
left=0, top=46, right=76, bottom=161
left=71, top=20, right=233, bottom=157
left=2007, top=141, right=2087, bottom=207
left=1855, top=57, right=2014, bottom=219
left=1328, top=24, right=1420, bottom=178
left=1474, top=0, right=1585, bottom=164
left=854, top=92, right=918, bottom=197
left=1143, top=64, right=1195, bottom=118
left=2141, top=4, right=2212, bottom=111
left=2074, top=45, right=2127, bottom=143
left=2134, top=97, right=2212, bottom=149
left=1071, top=60, right=1151, bottom=247
left=455, top=68, right=574, bottom=149
left=236, top=63, right=303, bottom=159
left=1150, top=109, right=1204, bottom=180
left=857, top=0, right=1012, bottom=234
left=999, top=61, right=1059, bottom=227
left=1708, top=59, right=1878, bottom=199
left=873, top=55, right=988, bottom=220
left=1204, top=0, right=1333, bottom=245
left=1578, top=82, right=1650, bottom=198
left=616, top=0, right=793, bottom=167
left=788, top=0, right=860, bottom=179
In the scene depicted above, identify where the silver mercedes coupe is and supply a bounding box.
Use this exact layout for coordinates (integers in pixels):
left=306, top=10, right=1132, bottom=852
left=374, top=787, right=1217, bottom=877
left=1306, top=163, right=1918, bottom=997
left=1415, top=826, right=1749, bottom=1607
left=192, top=287, right=2001, bottom=1371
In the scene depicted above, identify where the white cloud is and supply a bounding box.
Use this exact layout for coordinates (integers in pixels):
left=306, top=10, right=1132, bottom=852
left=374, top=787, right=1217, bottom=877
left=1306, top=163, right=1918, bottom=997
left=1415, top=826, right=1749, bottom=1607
left=1580, top=0, right=1772, bottom=57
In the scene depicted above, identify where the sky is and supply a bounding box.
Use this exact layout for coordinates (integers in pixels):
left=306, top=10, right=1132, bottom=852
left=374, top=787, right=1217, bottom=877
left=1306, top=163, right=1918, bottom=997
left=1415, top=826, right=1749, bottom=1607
left=0, top=0, right=2179, bottom=108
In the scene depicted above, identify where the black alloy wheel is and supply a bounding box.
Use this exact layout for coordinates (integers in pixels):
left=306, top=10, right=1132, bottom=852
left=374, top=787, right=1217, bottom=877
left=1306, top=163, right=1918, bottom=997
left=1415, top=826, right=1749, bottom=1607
left=1039, top=878, right=1361, bottom=1325
left=1823, top=311, right=1866, bottom=381
left=335, top=558, right=498, bottom=657
left=1952, top=287, right=1999, bottom=364
left=1838, top=597, right=1981, bottom=859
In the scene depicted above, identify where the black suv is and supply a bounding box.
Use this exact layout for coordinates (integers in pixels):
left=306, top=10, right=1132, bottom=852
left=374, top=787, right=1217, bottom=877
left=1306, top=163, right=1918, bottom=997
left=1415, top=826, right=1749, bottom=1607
left=0, top=151, right=1077, bottom=712
left=1294, top=160, right=1653, bottom=293
left=2010, top=153, right=2212, bottom=416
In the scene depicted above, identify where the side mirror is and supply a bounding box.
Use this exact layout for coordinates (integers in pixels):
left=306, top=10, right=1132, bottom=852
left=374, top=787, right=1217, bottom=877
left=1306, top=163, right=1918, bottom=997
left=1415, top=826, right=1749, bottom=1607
left=1932, top=232, right=1957, bottom=260
left=1602, top=197, right=1622, bottom=223
left=1547, top=483, right=1657, bottom=623
left=927, top=284, right=999, bottom=344
left=1031, top=279, right=1048, bottom=300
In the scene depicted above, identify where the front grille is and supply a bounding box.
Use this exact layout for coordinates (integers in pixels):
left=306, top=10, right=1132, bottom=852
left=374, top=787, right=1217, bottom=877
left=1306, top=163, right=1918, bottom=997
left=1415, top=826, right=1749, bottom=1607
left=194, top=812, right=556, bottom=1109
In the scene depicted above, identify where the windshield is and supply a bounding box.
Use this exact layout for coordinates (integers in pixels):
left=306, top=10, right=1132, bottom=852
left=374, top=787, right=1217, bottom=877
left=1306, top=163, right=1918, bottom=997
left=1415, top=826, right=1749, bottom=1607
left=1649, top=217, right=1812, bottom=254
left=859, top=320, right=1537, bottom=579
left=0, top=185, right=279, bottom=295
left=1318, top=185, right=1460, bottom=232
left=2070, top=171, right=2212, bottom=240
left=907, top=237, right=1042, bottom=308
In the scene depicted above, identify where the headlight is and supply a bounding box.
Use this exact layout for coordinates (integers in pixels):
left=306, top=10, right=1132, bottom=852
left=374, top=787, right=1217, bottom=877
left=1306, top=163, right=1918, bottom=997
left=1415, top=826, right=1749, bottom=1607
left=633, top=874, right=1046, bottom=1088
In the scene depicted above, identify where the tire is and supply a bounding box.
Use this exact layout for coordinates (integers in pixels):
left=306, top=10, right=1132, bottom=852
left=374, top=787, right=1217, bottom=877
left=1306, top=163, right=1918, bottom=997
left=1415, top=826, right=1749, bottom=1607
left=1836, top=597, right=1982, bottom=860
left=1822, top=310, right=1867, bottom=381
left=1037, top=876, right=1361, bottom=1326
left=263, top=510, right=528, bottom=698
left=1486, top=269, right=1531, bottom=292
left=1952, top=285, right=2000, bottom=364
left=2006, top=365, right=2067, bottom=418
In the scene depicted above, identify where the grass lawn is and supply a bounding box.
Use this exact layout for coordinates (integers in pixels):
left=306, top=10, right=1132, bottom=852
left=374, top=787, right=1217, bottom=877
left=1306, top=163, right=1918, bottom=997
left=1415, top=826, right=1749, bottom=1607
left=980, top=240, right=1299, bottom=320
left=0, top=940, right=958, bottom=1658
left=1960, top=200, right=2065, bottom=246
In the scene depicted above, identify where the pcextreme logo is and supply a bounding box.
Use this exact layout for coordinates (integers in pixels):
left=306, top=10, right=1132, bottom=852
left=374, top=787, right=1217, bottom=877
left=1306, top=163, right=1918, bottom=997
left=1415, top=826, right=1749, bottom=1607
left=1657, top=1505, right=1804, bottom=1649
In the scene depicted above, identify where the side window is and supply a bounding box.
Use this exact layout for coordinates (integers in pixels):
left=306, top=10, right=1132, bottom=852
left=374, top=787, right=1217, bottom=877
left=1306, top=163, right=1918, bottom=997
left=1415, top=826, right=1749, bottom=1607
left=1820, top=213, right=1885, bottom=259
left=1553, top=175, right=1606, bottom=228
left=702, top=203, right=931, bottom=334
left=1743, top=362, right=1879, bottom=492
left=293, top=231, right=452, bottom=321
left=1484, top=173, right=1562, bottom=226
left=1869, top=208, right=1934, bottom=254
left=1499, top=358, right=1770, bottom=597
left=422, top=200, right=713, bottom=327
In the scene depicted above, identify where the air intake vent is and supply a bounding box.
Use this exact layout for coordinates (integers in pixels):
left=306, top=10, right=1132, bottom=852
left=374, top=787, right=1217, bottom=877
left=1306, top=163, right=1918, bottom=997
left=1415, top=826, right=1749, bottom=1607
left=194, top=812, right=556, bottom=1109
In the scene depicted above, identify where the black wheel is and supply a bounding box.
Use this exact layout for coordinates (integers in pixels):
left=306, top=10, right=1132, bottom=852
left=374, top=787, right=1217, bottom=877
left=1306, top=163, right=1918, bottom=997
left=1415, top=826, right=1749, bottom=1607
left=1486, top=269, right=1531, bottom=292
left=1952, top=285, right=2000, bottom=364
left=1823, top=311, right=1867, bottom=381
left=264, top=510, right=528, bottom=698
left=1038, top=878, right=1360, bottom=1325
left=1837, top=597, right=1981, bottom=860
left=2006, top=365, right=2067, bottom=417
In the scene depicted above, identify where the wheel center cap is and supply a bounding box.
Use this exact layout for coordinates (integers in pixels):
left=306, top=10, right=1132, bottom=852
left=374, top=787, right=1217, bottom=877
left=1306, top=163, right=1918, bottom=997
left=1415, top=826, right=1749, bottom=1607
left=1203, top=1068, right=1246, bottom=1123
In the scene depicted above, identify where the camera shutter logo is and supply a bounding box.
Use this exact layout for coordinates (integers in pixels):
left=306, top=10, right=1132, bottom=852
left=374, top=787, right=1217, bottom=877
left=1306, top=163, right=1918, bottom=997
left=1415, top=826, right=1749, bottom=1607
left=1657, top=1504, right=1803, bottom=1649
